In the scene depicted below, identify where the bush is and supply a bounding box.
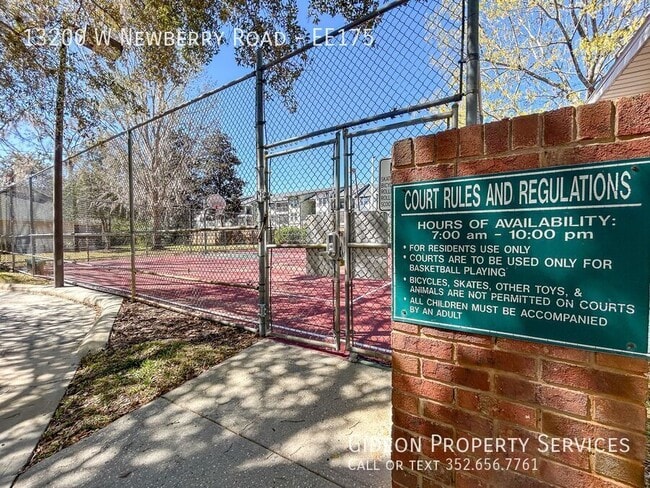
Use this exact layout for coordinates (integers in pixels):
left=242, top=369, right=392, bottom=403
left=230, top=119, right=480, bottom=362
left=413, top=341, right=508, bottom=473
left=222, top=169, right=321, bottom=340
left=274, top=226, right=307, bottom=244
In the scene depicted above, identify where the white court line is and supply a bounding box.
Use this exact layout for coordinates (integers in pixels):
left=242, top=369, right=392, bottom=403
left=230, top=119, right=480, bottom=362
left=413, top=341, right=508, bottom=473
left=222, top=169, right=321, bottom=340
left=271, top=291, right=332, bottom=304
left=353, top=281, right=391, bottom=304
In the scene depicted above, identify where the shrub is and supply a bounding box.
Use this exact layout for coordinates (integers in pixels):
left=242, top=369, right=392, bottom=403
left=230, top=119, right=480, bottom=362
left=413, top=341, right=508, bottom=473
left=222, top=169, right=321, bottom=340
left=274, top=226, right=307, bottom=244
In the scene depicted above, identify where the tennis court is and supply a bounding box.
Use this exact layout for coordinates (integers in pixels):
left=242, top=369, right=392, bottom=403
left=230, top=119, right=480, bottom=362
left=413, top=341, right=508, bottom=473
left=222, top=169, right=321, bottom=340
left=57, top=246, right=391, bottom=352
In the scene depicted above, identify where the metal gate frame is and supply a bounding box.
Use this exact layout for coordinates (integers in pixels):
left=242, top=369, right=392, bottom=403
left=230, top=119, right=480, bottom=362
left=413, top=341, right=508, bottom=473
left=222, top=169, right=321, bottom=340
left=262, top=133, right=344, bottom=351
left=256, top=108, right=458, bottom=358
left=342, top=110, right=458, bottom=360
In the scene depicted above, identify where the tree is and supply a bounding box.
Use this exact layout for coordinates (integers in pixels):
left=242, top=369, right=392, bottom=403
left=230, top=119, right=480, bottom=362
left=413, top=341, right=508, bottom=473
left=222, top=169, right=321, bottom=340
left=0, top=152, right=48, bottom=185
left=0, top=0, right=379, bottom=161
left=77, top=45, right=242, bottom=250
left=188, top=132, right=245, bottom=218
left=480, top=0, right=649, bottom=119
left=66, top=152, right=129, bottom=249
left=120, top=124, right=245, bottom=248
left=0, top=1, right=109, bottom=158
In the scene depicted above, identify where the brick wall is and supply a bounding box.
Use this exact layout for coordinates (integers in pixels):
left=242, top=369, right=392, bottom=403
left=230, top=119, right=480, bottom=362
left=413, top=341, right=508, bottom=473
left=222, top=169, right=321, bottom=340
left=391, top=93, right=650, bottom=488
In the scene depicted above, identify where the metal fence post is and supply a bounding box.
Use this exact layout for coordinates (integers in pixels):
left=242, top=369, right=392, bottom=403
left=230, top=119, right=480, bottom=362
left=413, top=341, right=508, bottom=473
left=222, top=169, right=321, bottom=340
left=342, top=129, right=352, bottom=352
left=451, top=102, right=459, bottom=129
left=465, top=0, right=481, bottom=125
left=333, top=131, right=342, bottom=351
left=9, top=185, right=15, bottom=272
left=203, top=199, right=208, bottom=253
left=189, top=209, right=193, bottom=252
left=128, top=130, right=137, bottom=300
left=256, top=49, right=269, bottom=337
left=28, top=174, right=36, bottom=275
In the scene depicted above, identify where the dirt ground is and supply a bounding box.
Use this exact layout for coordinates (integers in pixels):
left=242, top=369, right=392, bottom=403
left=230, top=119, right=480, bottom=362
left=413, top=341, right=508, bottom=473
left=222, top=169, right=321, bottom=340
left=27, top=300, right=258, bottom=468
left=109, top=300, right=257, bottom=350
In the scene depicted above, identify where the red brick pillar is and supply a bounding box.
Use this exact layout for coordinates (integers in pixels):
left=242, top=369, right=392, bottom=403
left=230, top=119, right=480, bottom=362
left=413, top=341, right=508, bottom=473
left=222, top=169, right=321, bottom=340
left=391, top=93, right=650, bottom=488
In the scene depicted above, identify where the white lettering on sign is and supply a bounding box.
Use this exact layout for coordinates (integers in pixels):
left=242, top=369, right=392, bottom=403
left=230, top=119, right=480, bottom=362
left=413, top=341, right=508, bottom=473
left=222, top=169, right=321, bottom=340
left=393, top=160, right=650, bottom=355
left=378, top=158, right=392, bottom=211
left=402, top=169, right=634, bottom=213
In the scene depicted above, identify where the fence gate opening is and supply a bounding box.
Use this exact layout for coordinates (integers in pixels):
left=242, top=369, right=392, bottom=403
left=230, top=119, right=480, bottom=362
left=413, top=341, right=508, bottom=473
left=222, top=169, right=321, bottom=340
left=265, top=135, right=343, bottom=350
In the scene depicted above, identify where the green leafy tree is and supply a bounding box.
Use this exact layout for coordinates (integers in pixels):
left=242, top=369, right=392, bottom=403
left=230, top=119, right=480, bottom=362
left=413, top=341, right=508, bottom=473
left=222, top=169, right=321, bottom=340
left=187, top=131, right=245, bottom=218
left=0, top=0, right=378, bottom=160
left=480, top=0, right=649, bottom=119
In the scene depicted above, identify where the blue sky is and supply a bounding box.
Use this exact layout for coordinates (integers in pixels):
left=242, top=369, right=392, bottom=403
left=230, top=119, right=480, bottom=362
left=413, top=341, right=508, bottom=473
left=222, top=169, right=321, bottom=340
left=188, top=0, right=463, bottom=195
left=199, top=2, right=346, bottom=88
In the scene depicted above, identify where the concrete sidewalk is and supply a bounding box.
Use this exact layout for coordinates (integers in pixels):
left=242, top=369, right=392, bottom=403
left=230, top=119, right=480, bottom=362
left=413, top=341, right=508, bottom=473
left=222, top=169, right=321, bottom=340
left=15, top=340, right=393, bottom=488
left=0, top=286, right=122, bottom=488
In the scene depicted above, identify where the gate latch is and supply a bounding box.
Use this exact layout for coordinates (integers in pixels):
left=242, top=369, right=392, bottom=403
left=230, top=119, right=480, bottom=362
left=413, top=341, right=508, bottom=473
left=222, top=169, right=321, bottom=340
left=326, top=232, right=341, bottom=258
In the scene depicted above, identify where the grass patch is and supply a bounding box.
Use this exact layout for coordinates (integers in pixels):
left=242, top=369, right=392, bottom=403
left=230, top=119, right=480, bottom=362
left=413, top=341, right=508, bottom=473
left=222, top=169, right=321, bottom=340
left=27, top=302, right=257, bottom=468
left=0, top=271, right=48, bottom=285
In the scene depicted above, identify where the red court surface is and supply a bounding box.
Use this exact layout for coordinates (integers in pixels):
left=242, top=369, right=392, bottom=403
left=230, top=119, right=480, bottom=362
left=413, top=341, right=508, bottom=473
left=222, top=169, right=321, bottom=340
left=61, top=247, right=391, bottom=353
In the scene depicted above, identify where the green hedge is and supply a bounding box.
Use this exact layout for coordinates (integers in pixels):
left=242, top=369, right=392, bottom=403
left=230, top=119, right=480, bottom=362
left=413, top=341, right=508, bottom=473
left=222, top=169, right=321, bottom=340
left=274, top=226, right=307, bottom=244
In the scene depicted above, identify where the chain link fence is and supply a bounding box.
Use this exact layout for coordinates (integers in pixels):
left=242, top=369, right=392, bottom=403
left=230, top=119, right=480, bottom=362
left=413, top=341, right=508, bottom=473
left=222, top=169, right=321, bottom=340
left=128, top=75, right=258, bottom=325
left=0, top=0, right=466, bottom=355
left=62, top=134, right=130, bottom=293
left=344, top=118, right=451, bottom=355
left=0, top=168, right=54, bottom=276
left=264, top=0, right=464, bottom=148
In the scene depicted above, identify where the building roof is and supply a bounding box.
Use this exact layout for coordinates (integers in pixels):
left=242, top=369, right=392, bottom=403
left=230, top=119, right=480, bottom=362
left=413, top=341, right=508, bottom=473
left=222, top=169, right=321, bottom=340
left=589, top=15, right=650, bottom=102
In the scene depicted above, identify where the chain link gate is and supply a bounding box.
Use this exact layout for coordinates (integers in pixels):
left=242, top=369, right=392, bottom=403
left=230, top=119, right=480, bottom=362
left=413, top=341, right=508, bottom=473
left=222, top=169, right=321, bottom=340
left=260, top=114, right=456, bottom=357
left=264, top=135, right=343, bottom=350
left=342, top=114, right=456, bottom=359
left=256, top=0, right=465, bottom=357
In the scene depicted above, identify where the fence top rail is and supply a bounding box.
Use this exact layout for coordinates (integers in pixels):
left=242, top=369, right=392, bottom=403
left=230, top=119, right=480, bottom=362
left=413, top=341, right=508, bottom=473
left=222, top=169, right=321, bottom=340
left=265, top=93, right=462, bottom=150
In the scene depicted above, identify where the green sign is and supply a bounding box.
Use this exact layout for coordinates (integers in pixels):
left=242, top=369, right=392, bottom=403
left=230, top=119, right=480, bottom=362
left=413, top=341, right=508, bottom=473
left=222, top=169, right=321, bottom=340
left=392, top=159, right=650, bottom=357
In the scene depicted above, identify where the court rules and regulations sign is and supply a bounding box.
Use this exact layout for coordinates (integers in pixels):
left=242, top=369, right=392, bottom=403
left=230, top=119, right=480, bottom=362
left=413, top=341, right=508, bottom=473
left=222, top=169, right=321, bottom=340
left=392, top=159, right=650, bottom=357
left=379, top=157, right=392, bottom=211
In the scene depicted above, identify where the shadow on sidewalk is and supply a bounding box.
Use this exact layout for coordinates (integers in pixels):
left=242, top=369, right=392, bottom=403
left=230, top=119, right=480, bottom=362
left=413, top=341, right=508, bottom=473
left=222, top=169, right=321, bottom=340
left=15, top=340, right=392, bottom=488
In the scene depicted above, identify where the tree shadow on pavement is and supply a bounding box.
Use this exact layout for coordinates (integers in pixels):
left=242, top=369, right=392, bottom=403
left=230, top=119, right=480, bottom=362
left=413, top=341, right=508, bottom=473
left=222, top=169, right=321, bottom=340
left=15, top=340, right=392, bottom=488
left=0, top=292, right=98, bottom=488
